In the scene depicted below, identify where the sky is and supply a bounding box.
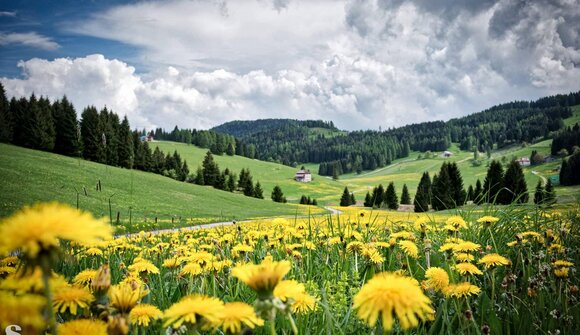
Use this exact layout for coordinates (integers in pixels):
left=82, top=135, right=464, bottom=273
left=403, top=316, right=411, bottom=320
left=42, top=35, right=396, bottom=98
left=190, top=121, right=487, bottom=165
left=1, top=0, right=579, bottom=131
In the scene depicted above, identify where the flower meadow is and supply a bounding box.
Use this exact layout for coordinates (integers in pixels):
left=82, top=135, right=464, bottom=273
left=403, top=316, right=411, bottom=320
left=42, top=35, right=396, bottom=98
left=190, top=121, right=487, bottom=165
left=0, top=203, right=579, bottom=334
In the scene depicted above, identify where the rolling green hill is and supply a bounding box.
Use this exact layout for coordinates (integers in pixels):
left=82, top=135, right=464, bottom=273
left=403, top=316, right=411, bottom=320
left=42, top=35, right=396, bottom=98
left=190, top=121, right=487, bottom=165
left=153, top=141, right=345, bottom=203
left=0, top=143, right=323, bottom=232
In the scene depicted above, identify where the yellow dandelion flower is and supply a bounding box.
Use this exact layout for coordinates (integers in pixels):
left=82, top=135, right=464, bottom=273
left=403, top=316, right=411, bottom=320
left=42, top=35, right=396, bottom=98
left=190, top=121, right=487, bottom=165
left=220, top=302, right=264, bottom=334
left=362, top=247, right=385, bottom=264
left=424, top=267, right=449, bottom=292
left=0, top=266, right=16, bottom=276
left=0, top=256, right=19, bottom=266
left=73, top=269, right=97, bottom=287
left=58, top=319, right=108, bottom=335
left=129, top=304, right=162, bottom=327
left=0, top=202, right=113, bottom=259
left=109, top=283, right=146, bottom=313
left=398, top=240, right=419, bottom=258
left=454, top=252, right=475, bottom=262
left=232, top=258, right=291, bottom=297
left=128, top=260, right=160, bottom=275
left=553, top=260, right=574, bottom=267
left=53, top=285, right=94, bottom=315
left=454, top=262, right=483, bottom=276
left=274, top=280, right=305, bottom=302
left=554, top=267, right=569, bottom=278
left=291, top=292, right=317, bottom=314
left=439, top=242, right=457, bottom=252
left=0, top=291, right=46, bottom=332
left=162, top=257, right=181, bottom=269
left=347, top=241, right=364, bottom=253
left=163, top=294, right=224, bottom=329
left=453, top=241, right=481, bottom=253
left=478, top=253, right=510, bottom=268
left=353, top=272, right=433, bottom=331
left=548, top=244, right=565, bottom=253
left=84, top=247, right=103, bottom=256
left=476, top=216, right=499, bottom=224
left=232, top=244, right=254, bottom=258
left=180, top=262, right=203, bottom=277
left=444, top=282, right=481, bottom=298
left=446, top=216, right=468, bottom=229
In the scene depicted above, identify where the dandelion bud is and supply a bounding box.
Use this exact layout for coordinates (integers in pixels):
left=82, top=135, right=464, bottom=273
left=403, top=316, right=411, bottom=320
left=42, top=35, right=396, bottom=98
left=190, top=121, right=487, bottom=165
left=570, top=285, right=578, bottom=294
left=528, top=287, right=537, bottom=297
left=481, top=324, right=491, bottom=334
left=107, top=315, right=129, bottom=335
left=92, top=264, right=111, bottom=293
left=464, top=310, right=473, bottom=320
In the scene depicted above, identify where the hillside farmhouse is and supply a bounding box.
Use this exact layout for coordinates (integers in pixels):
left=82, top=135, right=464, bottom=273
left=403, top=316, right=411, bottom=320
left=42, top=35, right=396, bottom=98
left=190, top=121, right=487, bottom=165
left=295, top=169, right=312, bottom=182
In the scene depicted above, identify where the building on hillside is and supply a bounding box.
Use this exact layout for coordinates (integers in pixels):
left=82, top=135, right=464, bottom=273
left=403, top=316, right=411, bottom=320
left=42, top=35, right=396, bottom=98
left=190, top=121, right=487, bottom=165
left=516, top=157, right=531, bottom=167
left=140, top=134, right=154, bottom=142
left=442, top=151, right=453, bottom=157
left=295, top=169, right=312, bottom=182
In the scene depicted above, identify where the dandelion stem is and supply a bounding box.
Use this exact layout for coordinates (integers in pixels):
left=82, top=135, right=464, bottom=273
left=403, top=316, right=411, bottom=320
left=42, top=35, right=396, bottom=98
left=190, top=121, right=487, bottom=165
left=288, top=313, right=299, bottom=335
left=41, top=258, right=58, bottom=335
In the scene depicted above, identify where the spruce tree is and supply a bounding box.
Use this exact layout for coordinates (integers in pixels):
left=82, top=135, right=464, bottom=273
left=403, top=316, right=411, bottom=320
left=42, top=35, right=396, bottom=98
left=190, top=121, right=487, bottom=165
left=80, top=106, right=104, bottom=162
left=350, top=193, right=356, bottom=205
left=400, top=184, right=411, bottom=205
left=446, top=162, right=466, bottom=206
left=432, top=164, right=454, bottom=210
left=253, top=182, right=264, bottom=199
left=533, top=180, right=544, bottom=205
left=0, top=83, right=13, bottom=142
left=385, top=182, right=399, bottom=210
left=194, top=166, right=205, bottom=185
left=215, top=171, right=227, bottom=190
left=374, top=184, right=385, bottom=207
left=243, top=173, right=254, bottom=196
left=271, top=185, right=285, bottom=203
left=467, top=185, right=474, bottom=202
left=35, top=96, right=56, bottom=151
left=340, top=187, right=351, bottom=206
left=226, top=142, right=235, bottom=156
left=483, top=160, right=504, bottom=204
left=202, top=151, right=220, bottom=186
left=227, top=174, right=236, bottom=192
left=300, top=195, right=308, bottom=204
left=503, top=161, right=529, bottom=204
left=312, top=199, right=318, bottom=206
left=52, top=96, right=80, bottom=157
left=544, top=179, right=556, bottom=205
left=151, top=146, right=165, bottom=173
left=364, top=192, right=372, bottom=207
left=117, top=116, right=134, bottom=168
left=474, top=179, right=483, bottom=204
left=413, top=172, right=431, bottom=213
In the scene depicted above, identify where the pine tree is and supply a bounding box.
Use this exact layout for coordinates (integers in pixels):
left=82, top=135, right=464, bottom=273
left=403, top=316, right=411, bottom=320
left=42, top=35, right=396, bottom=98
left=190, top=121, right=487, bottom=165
left=533, top=180, right=544, bottom=205
left=413, top=172, right=431, bottom=213
left=243, top=173, right=254, bottom=196
left=181, top=160, right=190, bottom=182
left=52, top=96, right=80, bottom=156
left=271, top=185, right=285, bottom=203
left=350, top=193, right=356, bottom=205
left=80, top=106, right=105, bottom=162
left=364, top=192, right=372, bottom=207
left=385, top=182, right=399, bottom=210
left=340, top=187, right=351, bottom=206
left=503, top=161, right=529, bottom=204
left=151, top=146, right=165, bottom=173
left=226, top=142, right=235, bottom=156
left=35, top=96, right=56, bottom=151
left=215, top=171, right=227, bottom=190
left=0, top=83, right=13, bottom=142
left=312, top=199, right=318, bottom=206
left=400, top=184, right=411, bottom=205
left=474, top=179, right=483, bottom=204
left=253, top=181, right=264, bottom=199
left=432, top=163, right=454, bottom=210
left=544, top=179, right=556, bottom=205
left=202, top=151, right=220, bottom=186
left=483, top=160, right=504, bottom=204
left=446, top=162, right=466, bottom=206
left=300, top=195, right=308, bottom=204
left=194, top=166, right=205, bottom=185
left=374, top=184, right=385, bottom=207
left=227, top=174, right=236, bottom=192
left=117, top=116, right=134, bottom=168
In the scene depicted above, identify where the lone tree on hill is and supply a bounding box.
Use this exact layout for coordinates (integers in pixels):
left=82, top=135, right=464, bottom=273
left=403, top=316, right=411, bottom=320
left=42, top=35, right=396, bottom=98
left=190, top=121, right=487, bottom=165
left=385, top=182, right=399, bottom=210
left=271, top=185, right=286, bottom=203
left=400, top=184, right=411, bottom=205
left=253, top=181, right=264, bottom=199
left=503, top=160, right=529, bottom=204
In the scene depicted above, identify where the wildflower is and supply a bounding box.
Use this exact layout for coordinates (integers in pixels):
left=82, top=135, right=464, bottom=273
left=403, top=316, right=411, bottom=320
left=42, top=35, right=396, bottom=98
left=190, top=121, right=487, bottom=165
left=353, top=272, right=433, bottom=331
left=476, top=216, right=499, bottom=224
left=553, top=260, right=574, bottom=267
left=232, top=244, right=254, bottom=258
left=84, top=247, right=103, bottom=256
left=0, top=266, right=16, bottom=276
left=219, top=302, right=264, bottom=334
left=454, top=262, right=483, bottom=276
left=274, top=280, right=305, bottom=302
left=73, top=269, right=97, bottom=287
left=129, top=304, right=162, bottom=327
left=163, top=295, right=224, bottom=329
left=444, top=283, right=481, bottom=298
left=398, top=240, right=419, bottom=258
left=92, top=264, right=111, bottom=293
left=0, top=203, right=112, bottom=260
left=0, top=291, right=45, bottom=332
left=439, top=242, right=457, bottom=253
left=162, top=257, right=181, bottom=269
left=478, top=253, right=510, bottom=269
left=453, top=241, right=481, bottom=253
left=128, top=260, right=160, bottom=275
left=232, top=258, right=291, bottom=298
left=446, top=216, right=468, bottom=229
left=58, top=319, right=108, bottom=335
left=554, top=267, right=569, bottom=278
left=424, top=267, right=449, bottom=292
left=180, top=262, right=203, bottom=277
left=548, top=244, right=565, bottom=253
left=52, top=285, right=94, bottom=315
left=454, top=252, right=475, bottom=262
left=109, top=283, right=147, bottom=313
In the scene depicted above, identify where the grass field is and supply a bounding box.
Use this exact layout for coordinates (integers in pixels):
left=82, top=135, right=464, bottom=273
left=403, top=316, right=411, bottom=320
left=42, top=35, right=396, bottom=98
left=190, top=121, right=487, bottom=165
left=0, top=144, right=324, bottom=232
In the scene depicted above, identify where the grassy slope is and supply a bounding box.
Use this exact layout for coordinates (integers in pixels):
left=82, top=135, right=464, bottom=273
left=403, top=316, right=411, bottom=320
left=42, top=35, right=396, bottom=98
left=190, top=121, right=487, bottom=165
left=0, top=144, right=321, bottom=231
left=153, top=141, right=344, bottom=203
